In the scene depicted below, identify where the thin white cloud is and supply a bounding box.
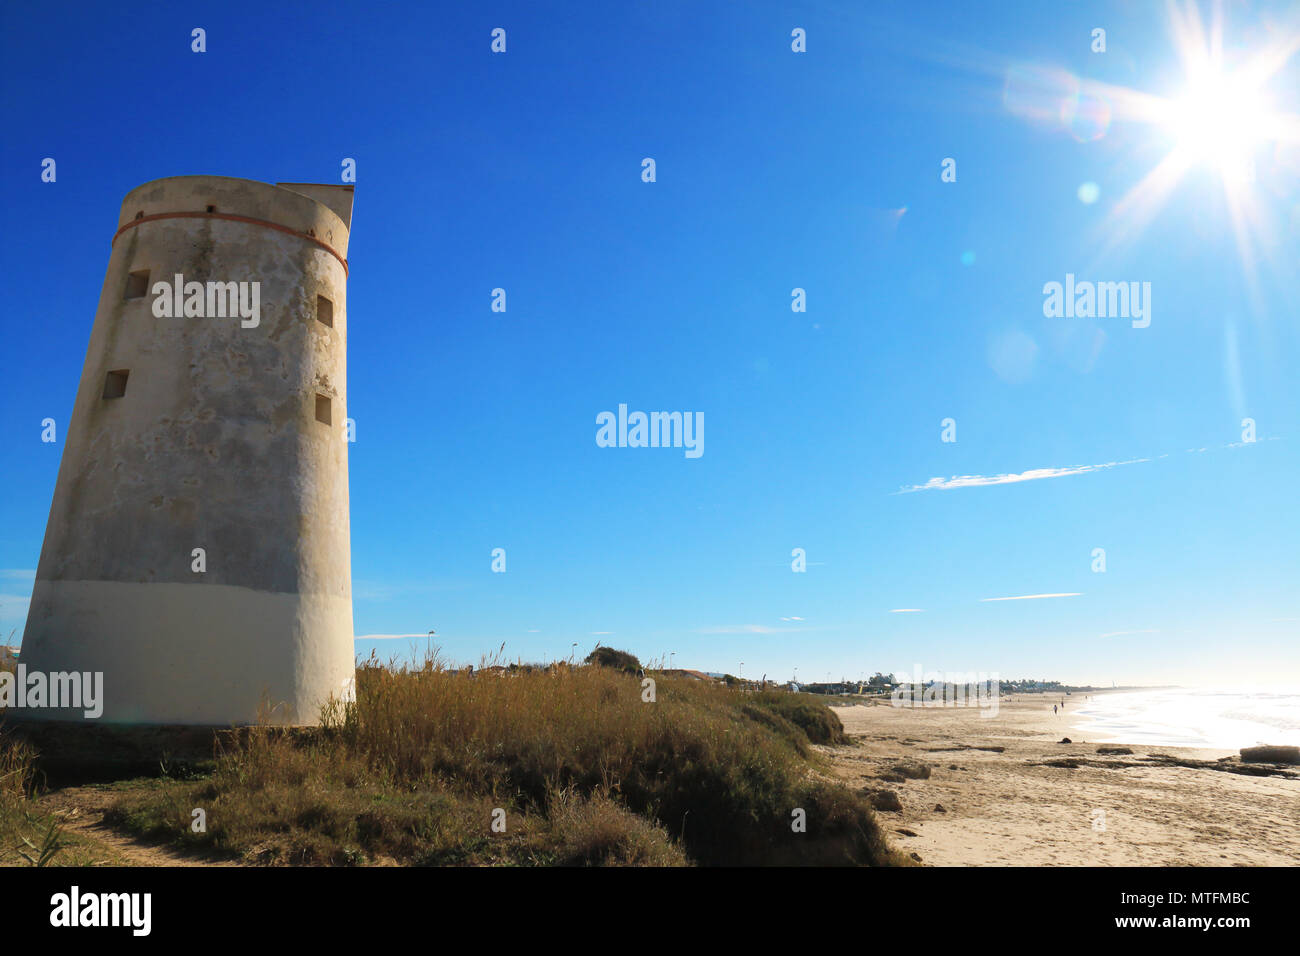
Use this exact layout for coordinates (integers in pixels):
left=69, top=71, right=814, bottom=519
left=591, top=631, right=613, bottom=636
left=889, top=608, right=925, bottom=613
left=980, top=592, right=1082, bottom=602
left=897, top=458, right=1150, bottom=493
left=779, top=616, right=804, bottom=622
left=898, top=436, right=1282, bottom=495
left=1099, top=628, right=1159, bottom=638
left=697, top=624, right=809, bottom=635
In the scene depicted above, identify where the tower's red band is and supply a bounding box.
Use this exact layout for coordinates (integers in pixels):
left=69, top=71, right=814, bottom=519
left=112, top=211, right=349, bottom=276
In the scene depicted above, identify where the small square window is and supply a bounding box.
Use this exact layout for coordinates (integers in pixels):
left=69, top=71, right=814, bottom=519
left=103, top=369, right=129, bottom=399
left=205, top=204, right=216, bottom=213
left=316, top=295, right=333, bottom=328
left=125, top=270, right=150, bottom=299
left=315, top=394, right=332, bottom=425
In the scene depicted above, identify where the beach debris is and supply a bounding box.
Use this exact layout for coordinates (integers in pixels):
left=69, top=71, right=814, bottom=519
left=1240, top=745, right=1300, bottom=765
left=923, top=744, right=1004, bottom=753
left=1027, top=752, right=1298, bottom=779
left=861, top=788, right=903, bottom=811
left=876, top=771, right=906, bottom=783
left=947, top=764, right=960, bottom=770
left=891, top=760, right=932, bottom=779
left=1058, top=737, right=1073, bottom=744
left=895, top=828, right=918, bottom=837
left=1145, top=753, right=1298, bottom=777
left=909, top=852, right=922, bottom=862
left=933, top=803, right=947, bottom=813
left=1096, top=746, right=1133, bottom=754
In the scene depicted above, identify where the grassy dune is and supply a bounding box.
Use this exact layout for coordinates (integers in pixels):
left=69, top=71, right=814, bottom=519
left=5, top=655, right=908, bottom=867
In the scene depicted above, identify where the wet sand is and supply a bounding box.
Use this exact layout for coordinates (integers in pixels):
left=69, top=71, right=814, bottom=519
left=819, top=693, right=1300, bottom=866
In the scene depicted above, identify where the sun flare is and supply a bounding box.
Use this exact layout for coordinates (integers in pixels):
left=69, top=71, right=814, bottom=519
left=1035, top=0, right=1300, bottom=277
left=1163, top=71, right=1277, bottom=181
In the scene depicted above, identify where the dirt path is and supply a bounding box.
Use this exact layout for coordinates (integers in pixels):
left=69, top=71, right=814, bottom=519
left=37, top=786, right=236, bottom=867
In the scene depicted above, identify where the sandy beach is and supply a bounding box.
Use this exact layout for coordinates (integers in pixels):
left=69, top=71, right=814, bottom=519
left=820, top=692, right=1300, bottom=866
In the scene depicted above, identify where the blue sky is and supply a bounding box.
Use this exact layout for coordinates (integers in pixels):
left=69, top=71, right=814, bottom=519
left=1, top=1, right=1297, bottom=687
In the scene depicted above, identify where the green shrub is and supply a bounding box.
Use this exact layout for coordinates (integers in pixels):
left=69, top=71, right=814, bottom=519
left=583, top=646, right=641, bottom=673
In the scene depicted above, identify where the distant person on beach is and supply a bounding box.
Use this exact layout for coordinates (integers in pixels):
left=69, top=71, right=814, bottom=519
left=1054, top=704, right=1058, bottom=714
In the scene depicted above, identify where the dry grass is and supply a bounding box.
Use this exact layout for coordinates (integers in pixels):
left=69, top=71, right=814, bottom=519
left=13, top=651, right=907, bottom=866
left=0, top=653, right=149, bottom=865
left=106, top=655, right=905, bottom=866
left=1, top=665, right=54, bottom=866
left=0, top=728, right=39, bottom=857
left=0, top=727, right=127, bottom=866
left=0, top=654, right=56, bottom=864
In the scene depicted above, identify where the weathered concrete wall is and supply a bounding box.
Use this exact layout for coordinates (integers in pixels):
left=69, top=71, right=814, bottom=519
left=19, top=176, right=356, bottom=726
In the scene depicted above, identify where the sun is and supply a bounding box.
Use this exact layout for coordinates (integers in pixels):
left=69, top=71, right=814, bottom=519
left=1163, top=69, right=1279, bottom=182
left=1064, top=0, right=1300, bottom=274
left=991, top=2, right=1299, bottom=287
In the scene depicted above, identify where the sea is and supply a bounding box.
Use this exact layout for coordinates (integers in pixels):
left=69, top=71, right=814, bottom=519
left=1071, top=688, right=1300, bottom=749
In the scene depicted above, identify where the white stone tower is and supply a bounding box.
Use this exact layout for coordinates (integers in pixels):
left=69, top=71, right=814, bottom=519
left=19, top=176, right=356, bottom=725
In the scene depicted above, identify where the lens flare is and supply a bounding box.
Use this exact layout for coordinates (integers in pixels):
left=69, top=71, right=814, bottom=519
left=1063, top=93, right=1112, bottom=142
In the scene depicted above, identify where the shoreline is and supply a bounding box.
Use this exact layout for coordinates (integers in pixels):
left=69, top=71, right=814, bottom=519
left=846, top=686, right=1292, bottom=752
left=821, top=696, right=1299, bottom=866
